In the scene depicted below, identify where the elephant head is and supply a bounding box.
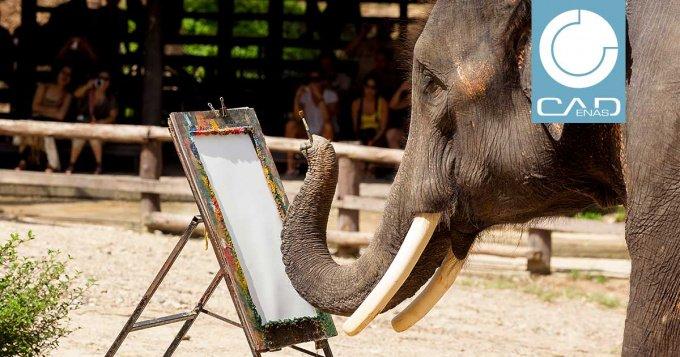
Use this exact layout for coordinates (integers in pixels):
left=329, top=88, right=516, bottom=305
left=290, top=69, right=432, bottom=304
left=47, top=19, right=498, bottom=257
left=281, top=0, right=626, bottom=335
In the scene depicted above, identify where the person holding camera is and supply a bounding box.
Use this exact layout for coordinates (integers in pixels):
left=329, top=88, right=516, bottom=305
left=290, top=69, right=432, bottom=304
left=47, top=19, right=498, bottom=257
left=65, top=70, right=118, bottom=175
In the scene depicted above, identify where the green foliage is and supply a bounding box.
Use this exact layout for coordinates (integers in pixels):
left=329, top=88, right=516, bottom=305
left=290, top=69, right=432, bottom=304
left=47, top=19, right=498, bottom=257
left=184, top=45, right=218, bottom=57
left=459, top=274, right=622, bottom=309
left=184, top=0, right=219, bottom=13
left=181, top=18, right=218, bottom=36
left=232, top=45, right=259, bottom=59
left=569, top=270, right=608, bottom=284
left=574, top=209, right=604, bottom=221
left=127, top=19, right=136, bottom=34
left=181, top=17, right=219, bottom=59
left=235, top=0, right=268, bottom=13
left=574, top=205, right=627, bottom=222
left=284, top=0, right=306, bottom=14
left=0, top=232, right=92, bottom=356
left=233, top=20, right=269, bottom=38
left=179, top=0, right=316, bottom=78
left=614, top=206, right=626, bottom=222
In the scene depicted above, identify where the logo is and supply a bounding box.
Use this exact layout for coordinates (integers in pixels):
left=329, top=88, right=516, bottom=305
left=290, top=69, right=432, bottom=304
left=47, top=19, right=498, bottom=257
left=532, top=2, right=626, bottom=124
left=539, top=10, right=618, bottom=89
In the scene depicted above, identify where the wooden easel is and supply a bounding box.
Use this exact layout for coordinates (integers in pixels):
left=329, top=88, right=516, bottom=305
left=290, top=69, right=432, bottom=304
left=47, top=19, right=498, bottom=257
left=106, top=215, right=333, bottom=357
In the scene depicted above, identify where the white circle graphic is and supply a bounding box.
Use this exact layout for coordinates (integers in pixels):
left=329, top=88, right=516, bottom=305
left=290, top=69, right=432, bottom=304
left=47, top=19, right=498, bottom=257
left=539, top=9, right=618, bottom=88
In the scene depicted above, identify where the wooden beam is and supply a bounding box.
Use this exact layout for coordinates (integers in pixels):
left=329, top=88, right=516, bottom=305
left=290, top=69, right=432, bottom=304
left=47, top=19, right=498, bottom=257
left=144, top=212, right=205, bottom=237
left=0, top=169, right=390, bottom=209
left=333, top=195, right=386, bottom=212
left=527, top=217, right=625, bottom=235
left=263, top=136, right=404, bottom=164
left=0, top=120, right=403, bottom=163
left=472, top=243, right=531, bottom=259
left=0, top=169, right=191, bottom=196
left=0, top=119, right=169, bottom=143
left=143, top=211, right=373, bottom=246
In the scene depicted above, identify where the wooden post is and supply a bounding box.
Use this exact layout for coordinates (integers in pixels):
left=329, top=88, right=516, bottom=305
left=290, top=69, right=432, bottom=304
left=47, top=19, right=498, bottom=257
left=217, top=0, right=234, bottom=87
left=336, top=157, right=362, bottom=257
left=140, top=141, right=161, bottom=228
left=398, top=0, right=408, bottom=38
left=140, top=0, right=163, bottom=230
left=142, top=0, right=163, bottom=127
left=527, top=228, right=552, bottom=274
left=266, top=0, right=284, bottom=126
left=16, top=0, right=37, bottom=116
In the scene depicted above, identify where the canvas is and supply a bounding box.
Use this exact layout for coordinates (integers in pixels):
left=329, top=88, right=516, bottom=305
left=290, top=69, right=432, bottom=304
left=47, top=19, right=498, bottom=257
left=168, top=108, right=336, bottom=352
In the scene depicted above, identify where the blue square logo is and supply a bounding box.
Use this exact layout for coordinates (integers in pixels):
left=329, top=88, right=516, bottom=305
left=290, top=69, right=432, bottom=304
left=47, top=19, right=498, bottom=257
left=531, top=1, right=626, bottom=123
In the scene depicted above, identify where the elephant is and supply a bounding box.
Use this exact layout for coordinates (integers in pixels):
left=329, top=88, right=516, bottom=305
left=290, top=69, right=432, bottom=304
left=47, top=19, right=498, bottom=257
left=281, top=0, right=680, bottom=355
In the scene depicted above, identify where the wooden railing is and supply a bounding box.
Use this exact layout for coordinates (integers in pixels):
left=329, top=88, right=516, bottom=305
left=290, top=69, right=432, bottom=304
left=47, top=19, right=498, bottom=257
left=0, top=119, right=626, bottom=274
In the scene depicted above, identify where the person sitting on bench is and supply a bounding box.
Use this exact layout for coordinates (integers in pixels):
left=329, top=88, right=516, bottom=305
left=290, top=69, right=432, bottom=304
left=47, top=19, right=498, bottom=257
left=16, top=65, right=73, bottom=172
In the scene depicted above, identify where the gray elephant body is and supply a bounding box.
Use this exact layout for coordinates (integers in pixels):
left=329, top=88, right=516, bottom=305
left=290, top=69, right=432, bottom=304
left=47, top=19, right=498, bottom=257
left=282, top=1, right=680, bottom=355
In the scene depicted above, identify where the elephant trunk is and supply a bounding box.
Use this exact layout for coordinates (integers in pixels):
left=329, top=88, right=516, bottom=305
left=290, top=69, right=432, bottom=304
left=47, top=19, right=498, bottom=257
left=281, top=136, right=451, bottom=317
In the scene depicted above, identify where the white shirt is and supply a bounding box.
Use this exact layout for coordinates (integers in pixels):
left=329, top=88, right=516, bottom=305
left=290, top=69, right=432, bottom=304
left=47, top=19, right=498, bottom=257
left=299, top=87, right=338, bottom=135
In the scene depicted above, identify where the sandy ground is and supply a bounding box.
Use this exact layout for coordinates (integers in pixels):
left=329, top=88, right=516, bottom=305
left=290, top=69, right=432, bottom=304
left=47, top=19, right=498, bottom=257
left=0, top=217, right=628, bottom=356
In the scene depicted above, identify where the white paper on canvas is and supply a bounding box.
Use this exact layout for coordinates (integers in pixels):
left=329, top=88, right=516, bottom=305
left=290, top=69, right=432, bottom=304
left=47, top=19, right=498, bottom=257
left=193, top=134, right=317, bottom=324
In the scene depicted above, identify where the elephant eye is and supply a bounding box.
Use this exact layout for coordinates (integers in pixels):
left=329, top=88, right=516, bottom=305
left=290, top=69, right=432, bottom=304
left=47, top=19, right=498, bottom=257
left=421, top=68, right=446, bottom=106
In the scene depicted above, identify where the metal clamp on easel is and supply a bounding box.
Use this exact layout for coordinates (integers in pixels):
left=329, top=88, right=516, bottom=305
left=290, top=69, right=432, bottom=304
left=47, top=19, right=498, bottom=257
left=208, top=97, right=228, bottom=118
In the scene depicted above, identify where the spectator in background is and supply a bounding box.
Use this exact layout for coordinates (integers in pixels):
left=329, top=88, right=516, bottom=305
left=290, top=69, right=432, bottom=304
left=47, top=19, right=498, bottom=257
left=319, top=51, right=353, bottom=140
left=387, top=80, right=411, bottom=149
left=22, top=66, right=74, bottom=172
left=366, top=49, right=400, bottom=100
left=285, top=69, right=338, bottom=177
left=66, top=70, right=117, bottom=175
left=352, top=75, right=389, bottom=146
left=15, top=66, right=73, bottom=171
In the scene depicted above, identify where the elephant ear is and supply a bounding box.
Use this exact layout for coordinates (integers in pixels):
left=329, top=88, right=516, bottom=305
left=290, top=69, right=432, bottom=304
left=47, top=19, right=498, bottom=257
left=506, top=0, right=563, bottom=142
left=518, top=40, right=531, bottom=101
left=518, top=41, right=564, bottom=142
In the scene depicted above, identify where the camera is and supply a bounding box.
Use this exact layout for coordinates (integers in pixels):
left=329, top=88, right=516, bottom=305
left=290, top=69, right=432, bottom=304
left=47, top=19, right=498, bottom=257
left=94, top=79, right=103, bottom=88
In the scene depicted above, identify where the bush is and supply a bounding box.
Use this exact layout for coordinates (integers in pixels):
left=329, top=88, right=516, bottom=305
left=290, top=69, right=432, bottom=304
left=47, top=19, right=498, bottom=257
left=0, top=232, right=92, bottom=356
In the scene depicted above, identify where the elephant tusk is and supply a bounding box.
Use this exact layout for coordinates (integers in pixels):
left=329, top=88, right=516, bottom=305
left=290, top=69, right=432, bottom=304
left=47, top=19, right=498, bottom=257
left=342, top=212, right=441, bottom=336
left=390, top=249, right=464, bottom=332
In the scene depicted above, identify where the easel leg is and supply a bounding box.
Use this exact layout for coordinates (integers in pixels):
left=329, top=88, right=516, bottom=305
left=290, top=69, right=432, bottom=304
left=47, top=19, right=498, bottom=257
left=164, top=270, right=227, bottom=356
left=106, top=216, right=201, bottom=357
left=316, top=340, right=333, bottom=357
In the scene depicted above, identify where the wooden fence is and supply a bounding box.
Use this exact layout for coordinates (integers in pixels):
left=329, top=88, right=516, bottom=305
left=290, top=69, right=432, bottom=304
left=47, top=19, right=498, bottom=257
left=0, top=119, right=625, bottom=274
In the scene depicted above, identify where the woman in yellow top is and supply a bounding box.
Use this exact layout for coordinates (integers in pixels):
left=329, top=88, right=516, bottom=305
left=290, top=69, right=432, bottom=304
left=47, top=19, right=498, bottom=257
left=351, top=76, right=389, bottom=146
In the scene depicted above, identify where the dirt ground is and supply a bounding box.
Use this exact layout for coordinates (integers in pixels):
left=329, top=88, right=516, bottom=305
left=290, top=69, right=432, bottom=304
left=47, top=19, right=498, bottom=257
left=0, top=216, right=628, bottom=356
